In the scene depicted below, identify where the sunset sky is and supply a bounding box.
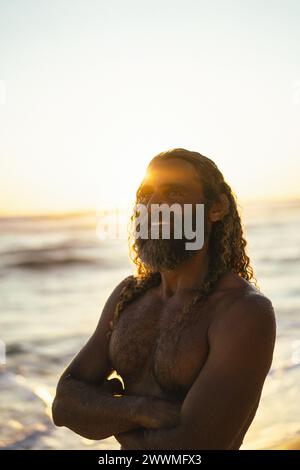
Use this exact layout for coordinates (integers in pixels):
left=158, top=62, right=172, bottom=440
left=0, top=0, right=300, bottom=215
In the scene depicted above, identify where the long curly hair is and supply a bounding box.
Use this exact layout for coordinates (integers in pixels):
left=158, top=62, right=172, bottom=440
left=107, top=148, right=258, bottom=340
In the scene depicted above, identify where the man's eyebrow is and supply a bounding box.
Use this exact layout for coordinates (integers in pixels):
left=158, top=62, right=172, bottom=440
left=161, top=182, right=188, bottom=190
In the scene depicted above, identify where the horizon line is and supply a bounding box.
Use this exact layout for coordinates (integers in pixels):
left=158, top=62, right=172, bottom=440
left=1, top=195, right=300, bottom=220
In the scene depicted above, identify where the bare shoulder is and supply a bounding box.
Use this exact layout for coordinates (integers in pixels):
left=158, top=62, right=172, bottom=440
left=100, top=274, right=135, bottom=319
left=216, top=271, right=276, bottom=331
left=94, top=274, right=136, bottom=337
left=209, top=285, right=277, bottom=373
left=232, top=290, right=276, bottom=328
left=212, top=286, right=276, bottom=336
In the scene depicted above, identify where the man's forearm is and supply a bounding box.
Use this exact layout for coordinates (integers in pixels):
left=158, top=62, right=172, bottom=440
left=52, top=376, right=144, bottom=440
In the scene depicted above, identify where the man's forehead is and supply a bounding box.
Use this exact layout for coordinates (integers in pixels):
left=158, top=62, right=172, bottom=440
left=144, top=159, right=201, bottom=185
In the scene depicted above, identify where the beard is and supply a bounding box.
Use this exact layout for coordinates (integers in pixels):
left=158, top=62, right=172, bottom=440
left=134, top=235, right=198, bottom=272
left=133, top=203, right=210, bottom=272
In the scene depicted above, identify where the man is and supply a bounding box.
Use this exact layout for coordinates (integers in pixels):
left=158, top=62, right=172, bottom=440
left=52, top=148, right=276, bottom=450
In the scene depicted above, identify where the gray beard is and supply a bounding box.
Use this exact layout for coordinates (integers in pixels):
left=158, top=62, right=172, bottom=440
left=134, top=237, right=198, bottom=272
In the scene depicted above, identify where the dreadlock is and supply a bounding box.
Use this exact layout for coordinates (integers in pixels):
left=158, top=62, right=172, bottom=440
left=106, top=148, right=258, bottom=340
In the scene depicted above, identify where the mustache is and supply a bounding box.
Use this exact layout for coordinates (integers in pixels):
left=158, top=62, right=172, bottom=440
left=136, top=212, right=184, bottom=231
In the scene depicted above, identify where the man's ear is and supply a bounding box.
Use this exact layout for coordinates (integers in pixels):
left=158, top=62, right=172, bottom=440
left=208, top=193, right=230, bottom=222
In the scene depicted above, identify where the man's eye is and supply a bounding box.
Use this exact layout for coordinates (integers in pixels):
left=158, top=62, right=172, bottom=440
left=168, top=190, right=183, bottom=198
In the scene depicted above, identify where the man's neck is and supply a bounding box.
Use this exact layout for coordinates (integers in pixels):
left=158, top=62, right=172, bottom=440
left=158, top=239, right=210, bottom=300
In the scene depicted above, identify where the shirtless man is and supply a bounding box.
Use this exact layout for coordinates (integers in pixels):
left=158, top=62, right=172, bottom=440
left=52, top=148, right=276, bottom=450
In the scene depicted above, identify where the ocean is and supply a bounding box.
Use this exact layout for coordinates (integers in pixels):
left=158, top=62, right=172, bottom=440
left=0, top=200, right=300, bottom=450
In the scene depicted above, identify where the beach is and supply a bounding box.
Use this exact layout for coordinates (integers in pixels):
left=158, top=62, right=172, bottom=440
left=0, top=200, right=300, bottom=450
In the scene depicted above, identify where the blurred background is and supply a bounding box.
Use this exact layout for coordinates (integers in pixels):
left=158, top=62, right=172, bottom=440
left=0, top=0, right=300, bottom=450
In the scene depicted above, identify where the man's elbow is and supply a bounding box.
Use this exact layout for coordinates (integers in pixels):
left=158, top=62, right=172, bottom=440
left=51, top=395, right=66, bottom=427
left=52, top=374, right=74, bottom=427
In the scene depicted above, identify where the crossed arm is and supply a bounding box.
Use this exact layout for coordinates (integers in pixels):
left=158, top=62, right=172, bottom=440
left=115, top=294, right=276, bottom=449
left=52, top=372, right=146, bottom=440
left=52, top=278, right=180, bottom=440
left=52, top=281, right=276, bottom=450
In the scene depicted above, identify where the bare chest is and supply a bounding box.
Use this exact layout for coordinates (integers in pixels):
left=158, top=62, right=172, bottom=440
left=108, top=294, right=210, bottom=400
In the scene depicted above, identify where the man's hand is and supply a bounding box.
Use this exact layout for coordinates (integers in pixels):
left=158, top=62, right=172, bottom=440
left=136, top=396, right=182, bottom=429
left=115, top=396, right=182, bottom=449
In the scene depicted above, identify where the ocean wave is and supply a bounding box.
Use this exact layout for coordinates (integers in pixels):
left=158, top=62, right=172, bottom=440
left=269, top=361, right=300, bottom=376
left=0, top=232, right=125, bottom=270
left=1, top=247, right=119, bottom=270
left=0, top=370, right=54, bottom=449
left=5, top=334, right=87, bottom=362
left=0, top=212, right=97, bottom=233
left=0, top=239, right=100, bottom=256
left=258, top=255, right=300, bottom=265
left=2, top=426, right=51, bottom=450
left=5, top=256, right=104, bottom=270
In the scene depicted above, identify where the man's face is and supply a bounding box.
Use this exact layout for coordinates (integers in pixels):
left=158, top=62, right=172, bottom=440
left=134, top=159, right=209, bottom=271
